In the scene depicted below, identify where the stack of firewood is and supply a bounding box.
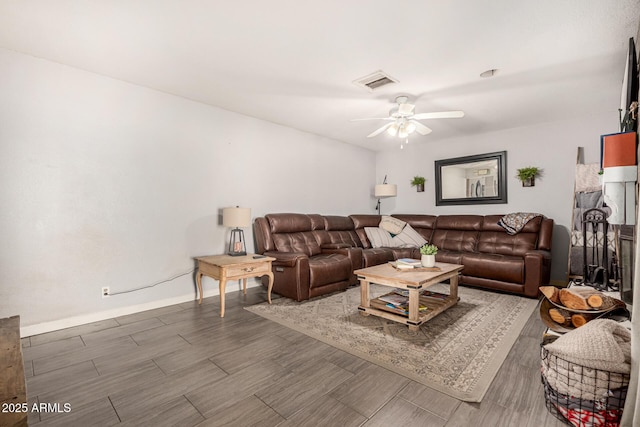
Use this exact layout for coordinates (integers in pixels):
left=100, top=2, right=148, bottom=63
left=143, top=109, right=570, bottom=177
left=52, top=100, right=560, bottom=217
left=539, top=286, right=609, bottom=328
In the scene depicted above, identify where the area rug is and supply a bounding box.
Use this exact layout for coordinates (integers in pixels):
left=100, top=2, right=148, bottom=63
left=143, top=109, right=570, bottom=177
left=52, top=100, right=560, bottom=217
left=246, top=283, right=538, bottom=402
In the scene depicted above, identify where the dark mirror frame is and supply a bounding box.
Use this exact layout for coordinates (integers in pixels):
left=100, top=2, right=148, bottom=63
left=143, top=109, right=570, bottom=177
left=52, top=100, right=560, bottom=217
left=435, top=151, right=508, bottom=206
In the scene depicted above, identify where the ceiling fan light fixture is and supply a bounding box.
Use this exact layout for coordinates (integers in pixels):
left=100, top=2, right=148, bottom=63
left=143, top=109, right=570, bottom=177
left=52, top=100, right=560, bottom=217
left=353, top=95, right=463, bottom=142
left=404, top=121, right=417, bottom=134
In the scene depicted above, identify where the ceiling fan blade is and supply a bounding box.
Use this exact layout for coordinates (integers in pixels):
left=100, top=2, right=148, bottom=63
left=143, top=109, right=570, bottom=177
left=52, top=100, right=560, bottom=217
left=350, top=117, right=394, bottom=122
left=367, top=122, right=394, bottom=138
left=411, top=120, right=432, bottom=135
left=411, top=111, right=465, bottom=120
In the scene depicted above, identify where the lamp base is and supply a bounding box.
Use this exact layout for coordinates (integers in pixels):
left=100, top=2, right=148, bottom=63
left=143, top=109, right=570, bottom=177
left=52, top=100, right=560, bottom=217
left=228, top=228, right=247, bottom=257
left=228, top=251, right=247, bottom=257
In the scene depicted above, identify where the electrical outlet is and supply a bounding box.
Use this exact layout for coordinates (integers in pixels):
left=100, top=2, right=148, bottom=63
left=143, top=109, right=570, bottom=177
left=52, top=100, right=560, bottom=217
left=102, top=287, right=110, bottom=298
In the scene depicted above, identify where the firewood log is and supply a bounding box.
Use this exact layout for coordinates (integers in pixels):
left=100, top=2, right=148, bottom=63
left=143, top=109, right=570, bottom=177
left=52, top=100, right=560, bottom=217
left=559, top=288, right=590, bottom=310
left=548, top=308, right=571, bottom=325
left=559, top=287, right=605, bottom=310
left=571, top=314, right=590, bottom=328
left=586, top=294, right=603, bottom=309
left=539, top=286, right=560, bottom=304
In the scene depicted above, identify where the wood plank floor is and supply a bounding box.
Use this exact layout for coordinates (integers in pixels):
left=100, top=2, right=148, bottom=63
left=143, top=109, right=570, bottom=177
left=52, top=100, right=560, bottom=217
left=18, top=286, right=567, bottom=427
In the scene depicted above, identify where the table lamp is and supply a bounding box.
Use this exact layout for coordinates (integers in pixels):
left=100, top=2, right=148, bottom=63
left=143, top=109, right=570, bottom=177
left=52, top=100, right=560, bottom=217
left=223, top=206, right=251, bottom=256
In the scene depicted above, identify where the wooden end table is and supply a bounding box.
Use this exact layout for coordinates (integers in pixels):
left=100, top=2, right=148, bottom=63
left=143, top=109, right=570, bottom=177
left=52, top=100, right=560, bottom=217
left=194, top=254, right=275, bottom=317
left=355, top=262, right=464, bottom=331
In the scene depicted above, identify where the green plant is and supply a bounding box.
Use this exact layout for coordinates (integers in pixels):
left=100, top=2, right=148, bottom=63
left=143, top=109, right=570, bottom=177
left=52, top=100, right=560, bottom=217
left=410, top=176, right=426, bottom=186
left=516, top=167, right=541, bottom=182
left=419, top=244, right=438, bottom=255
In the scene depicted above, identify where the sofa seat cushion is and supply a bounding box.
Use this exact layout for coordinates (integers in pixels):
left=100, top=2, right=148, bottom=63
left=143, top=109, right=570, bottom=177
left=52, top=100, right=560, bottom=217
left=436, top=250, right=464, bottom=265
left=309, top=253, right=352, bottom=288
left=361, top=248, right=395, bottom=267
left=462, top=253, right=524, bottom=284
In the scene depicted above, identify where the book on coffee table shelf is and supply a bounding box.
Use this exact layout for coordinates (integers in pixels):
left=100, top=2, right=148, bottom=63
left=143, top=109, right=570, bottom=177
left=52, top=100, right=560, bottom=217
left=420, top=290, right=449, bottom=300
left=371, top=289, right=456, bottom=318
left=382, top=302, right=429, bottom=316
left=393, top=288, right=449, bottom=300
left=378, top=293, right=408, bottom=306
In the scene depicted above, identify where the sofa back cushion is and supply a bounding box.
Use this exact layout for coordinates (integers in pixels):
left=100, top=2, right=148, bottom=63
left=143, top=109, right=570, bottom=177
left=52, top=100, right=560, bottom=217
left=478, top=215, right=540, bottom=256
left=266, top=213, right=321, bottom=256
left=350, top=215, right=382, bottom=248
left=430, top=215, right=482, bottom=252
left=323, top=216, right=363, bottom=248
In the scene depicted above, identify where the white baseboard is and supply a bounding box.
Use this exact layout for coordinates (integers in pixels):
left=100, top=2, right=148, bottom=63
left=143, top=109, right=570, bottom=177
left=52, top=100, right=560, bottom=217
left=21, top=281, right=260, bottom=337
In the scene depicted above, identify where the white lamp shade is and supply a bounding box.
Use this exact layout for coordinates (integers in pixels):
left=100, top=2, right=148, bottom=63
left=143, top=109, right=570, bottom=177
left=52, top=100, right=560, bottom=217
left=374, top=184, right=397, bottom=197
left=222, top=207, right=251, bottom=227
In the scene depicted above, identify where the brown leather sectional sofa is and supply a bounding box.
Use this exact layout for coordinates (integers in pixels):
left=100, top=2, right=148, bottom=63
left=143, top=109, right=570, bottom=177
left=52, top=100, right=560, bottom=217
left=253, top=213, right=554, bottom=301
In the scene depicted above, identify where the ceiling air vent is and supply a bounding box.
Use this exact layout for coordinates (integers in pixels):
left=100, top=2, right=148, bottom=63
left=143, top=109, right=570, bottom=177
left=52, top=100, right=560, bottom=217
left=353, top=70, right=398, bottom=92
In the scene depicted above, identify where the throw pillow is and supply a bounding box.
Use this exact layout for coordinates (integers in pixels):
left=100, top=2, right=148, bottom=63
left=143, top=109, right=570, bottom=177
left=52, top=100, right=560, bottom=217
left=391, top=224, right=428, bottom=248
left=379, top=216, right=406, bottom=235
left=364, top=227, right=393, bottom=248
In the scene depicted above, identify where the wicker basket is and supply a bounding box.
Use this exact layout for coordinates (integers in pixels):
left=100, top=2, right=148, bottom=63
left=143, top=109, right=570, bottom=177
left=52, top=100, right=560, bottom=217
left=540, top=345, right=629, bottom=426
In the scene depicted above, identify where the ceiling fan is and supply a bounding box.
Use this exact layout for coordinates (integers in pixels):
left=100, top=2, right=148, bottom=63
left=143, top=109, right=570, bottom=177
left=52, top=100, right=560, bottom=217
left=352, top=96, right=464, bottom=139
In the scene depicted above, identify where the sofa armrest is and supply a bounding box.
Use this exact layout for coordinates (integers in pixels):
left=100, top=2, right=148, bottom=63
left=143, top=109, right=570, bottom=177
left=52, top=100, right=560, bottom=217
left=523, top=250, right=552, bottom=297
left=263, top=251, right=309, bottom=268
left=262, top=251, right=311, bottom=301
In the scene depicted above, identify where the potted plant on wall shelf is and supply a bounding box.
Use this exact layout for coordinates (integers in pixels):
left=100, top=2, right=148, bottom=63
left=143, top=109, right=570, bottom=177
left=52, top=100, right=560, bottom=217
left=516, top=167, right=541, bottom=187
left=419, top=244, right=438, bottom=267
left=411, top=176, right=426, bottom=192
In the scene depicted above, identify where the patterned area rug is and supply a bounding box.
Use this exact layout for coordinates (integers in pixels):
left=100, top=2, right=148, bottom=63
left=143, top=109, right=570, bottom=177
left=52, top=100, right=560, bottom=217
left=246, top=283, right=538, bottom=402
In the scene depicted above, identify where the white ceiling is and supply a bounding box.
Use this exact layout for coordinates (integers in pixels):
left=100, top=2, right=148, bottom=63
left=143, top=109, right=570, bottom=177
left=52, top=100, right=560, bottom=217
left=1, top=1, right=639, bottom=151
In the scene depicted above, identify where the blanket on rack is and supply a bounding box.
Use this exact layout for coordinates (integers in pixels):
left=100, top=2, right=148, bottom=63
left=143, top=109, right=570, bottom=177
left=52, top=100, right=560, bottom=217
left=497, top=212, right=542, bottom=235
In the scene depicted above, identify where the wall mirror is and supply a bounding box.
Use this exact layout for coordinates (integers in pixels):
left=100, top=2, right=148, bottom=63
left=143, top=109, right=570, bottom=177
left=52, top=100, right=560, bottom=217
left=435, top=151, right=507, bottom=206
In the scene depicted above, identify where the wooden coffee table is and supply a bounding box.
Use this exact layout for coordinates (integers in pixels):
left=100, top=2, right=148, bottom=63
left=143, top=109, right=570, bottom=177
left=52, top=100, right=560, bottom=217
left=355, top=262, right=464, bottom=331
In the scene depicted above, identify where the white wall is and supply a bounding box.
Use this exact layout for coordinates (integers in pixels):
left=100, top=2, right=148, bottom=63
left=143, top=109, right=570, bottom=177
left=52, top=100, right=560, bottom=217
left=376, top=116, right=618, bottom=282
left=0, top=48, right=376, bottom=334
